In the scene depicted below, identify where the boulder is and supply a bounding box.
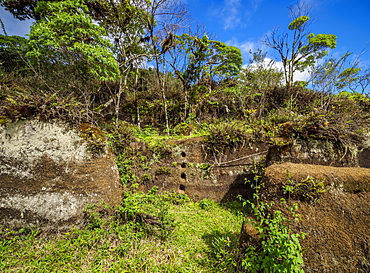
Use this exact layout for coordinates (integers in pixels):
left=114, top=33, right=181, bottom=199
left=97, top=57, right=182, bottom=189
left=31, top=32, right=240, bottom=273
left=0, top=120, right=122, bottom=229
left=241, top=162, right=370, bottom=272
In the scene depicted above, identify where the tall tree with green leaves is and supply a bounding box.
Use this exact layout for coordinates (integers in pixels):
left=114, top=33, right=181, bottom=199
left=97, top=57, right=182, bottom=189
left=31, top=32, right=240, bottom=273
left=166, top=33, right=242, bottom=120
left=264, top=2, right=337, bottom=87
left=170, top=33, right=242, bottom=91
left=86, top=0, right=154, bottom=122
left=0, top=34, right=28, bottom=72
left=312, top=51, right=370, bottom=95
left=27, top=0, right=119, bottom=82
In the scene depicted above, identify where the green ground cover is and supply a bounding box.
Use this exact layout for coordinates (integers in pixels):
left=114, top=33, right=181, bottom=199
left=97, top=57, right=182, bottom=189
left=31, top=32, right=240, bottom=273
left=0, top=189, right=245, bottom=273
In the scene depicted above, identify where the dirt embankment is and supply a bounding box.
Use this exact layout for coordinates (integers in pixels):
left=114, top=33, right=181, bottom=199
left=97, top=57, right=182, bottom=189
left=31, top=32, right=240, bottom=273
left=260, top=163, right=370, bottom=272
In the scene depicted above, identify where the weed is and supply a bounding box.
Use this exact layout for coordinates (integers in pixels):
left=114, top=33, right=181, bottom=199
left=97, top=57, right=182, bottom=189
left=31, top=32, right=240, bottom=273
left=115, top=153, right=138, bottom=185
left=205, top=120, right=253, bottom=153
left=104, top=120, right=136, bottom=155
left=198, top=163, right=213, bottom=170
left=79, top=123, right=106, bottom=155
left=0, top=190, right=244, bottom=272
left=155, top=166, right=173, bottom=175
left=283, top=171, right=326, bottom=201
left=199, top=198, right=214, bottom=210
left=242, top=182, right=305, bottom=272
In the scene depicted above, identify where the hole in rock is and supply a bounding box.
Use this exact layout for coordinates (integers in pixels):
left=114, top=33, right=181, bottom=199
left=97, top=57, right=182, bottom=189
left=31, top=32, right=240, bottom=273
left=179, top=184, right=185, bottom=191
left=181, top=162, right=187, bottom=168
left=181, top=152, right=186, bottom=157
left=180, top=173, right=186, bottom=180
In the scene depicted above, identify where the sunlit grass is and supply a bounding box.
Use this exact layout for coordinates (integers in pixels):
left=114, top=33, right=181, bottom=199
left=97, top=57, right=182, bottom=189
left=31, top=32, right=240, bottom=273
left=0, top=191, right=245, bottom=272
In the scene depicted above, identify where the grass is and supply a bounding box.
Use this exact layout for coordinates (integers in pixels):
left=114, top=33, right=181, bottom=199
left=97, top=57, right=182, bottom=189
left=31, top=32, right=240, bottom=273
left=0, top=189, right=246, bottom=273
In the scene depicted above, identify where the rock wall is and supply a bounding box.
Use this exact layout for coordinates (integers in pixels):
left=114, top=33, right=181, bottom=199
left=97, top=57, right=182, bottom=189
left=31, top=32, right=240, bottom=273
left=138, top=134, right=369, bottom=201
left=240, top=162, right=370, bottom=272
left=138, top=137, right=269, bottom=201
left=0, top=120, right=122, bottom=228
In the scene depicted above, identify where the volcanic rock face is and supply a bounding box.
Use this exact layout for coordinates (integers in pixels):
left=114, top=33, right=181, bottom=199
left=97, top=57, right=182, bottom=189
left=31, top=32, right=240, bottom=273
left=0, top=120, right=122, bottom=228
left=240, top=162, right=370, bottom=272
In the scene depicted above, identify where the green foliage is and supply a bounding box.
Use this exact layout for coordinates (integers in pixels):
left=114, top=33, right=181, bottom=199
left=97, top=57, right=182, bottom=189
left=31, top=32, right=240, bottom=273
left=173, top=122, right=194, bottom=136
left=211, top=42, right=243, bottom=81
left=198, top=163, right=212, bottom=170
left=173, top=34, right=242, bottom=89
left=242, top=183, right=305, bottom=272
left=0, top=34, right=28, bottom=72
left=265, top=4, right=337, bottom=87
left=27, top=0, right=119, bottom=81
left=288, top=16, right=310, bottom=30
left=155, top=166, right=172, bottom=175
left=205, top=120, right=253, bottom=152
left=199, top=198, right=214, bottom=210
left=283, top=172, right=326, bottom=201
left=104, top=120, right=136, bottom=155
left=115, top=153, right=138, bottom=185
left=145, top=138, right=175, bottom=159
left=79, top=123, right=107, bottom=155
left=0, top=191, right=245, bottom=272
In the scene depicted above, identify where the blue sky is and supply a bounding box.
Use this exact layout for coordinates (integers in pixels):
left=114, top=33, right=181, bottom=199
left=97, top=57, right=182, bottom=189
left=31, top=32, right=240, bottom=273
left=185, top=0, right=370, bottom=72
left=1, top=0, right=369, bottom=73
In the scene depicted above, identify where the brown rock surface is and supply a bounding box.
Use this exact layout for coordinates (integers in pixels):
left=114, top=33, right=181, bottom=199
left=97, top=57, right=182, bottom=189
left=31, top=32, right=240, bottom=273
left=257, top=163, right=370, bottom=272
left=0, top=120, right=122, bottom=228
left=139, top=136, right=269, bottom=201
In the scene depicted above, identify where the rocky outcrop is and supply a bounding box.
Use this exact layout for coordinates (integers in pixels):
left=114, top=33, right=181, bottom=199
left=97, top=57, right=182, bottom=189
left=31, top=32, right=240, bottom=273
left=138, top=137, right=269, bottom=201
left=240, top=162, right=370, bottom=272
left=138, top=132, right=369, bottom=202
left=0, top=120, right=122, bottom=229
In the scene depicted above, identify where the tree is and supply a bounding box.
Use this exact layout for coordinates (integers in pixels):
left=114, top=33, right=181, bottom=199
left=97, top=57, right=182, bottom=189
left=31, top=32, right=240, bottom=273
left=242, top=49, right=284, bottom=90
left=27, top=0, right=119, bottom=82
left=86, top=0, right=154, bottom=122
left=312, top=51, right=370, bottom=95
left=264, top=2, right=337, bottom=87
left=169, top=33, right=242, bottom=91
left=203, top=40, right=242, bottom=87
left=0, top=0, right=42, bottom=20
left=0, top=34, right=28, bottom=72
left=165, top=32, right=242, bottom=121
left=145, top=0, right=189, bottom=132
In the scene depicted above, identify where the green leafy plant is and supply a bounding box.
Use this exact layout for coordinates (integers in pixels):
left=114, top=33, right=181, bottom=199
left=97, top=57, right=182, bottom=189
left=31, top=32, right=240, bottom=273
left=283, top=171, right=326, bottom=201
left=205, top=120, right=253, bottom=156
left=199, top=198, right=214, bottom=210
left=155, top=166, right=172, bottom=175
left=115, top=153, right=138, bottom=185
left=242, top=182, right=305, bottom=272
left=198, top=163, right=212, bottom=170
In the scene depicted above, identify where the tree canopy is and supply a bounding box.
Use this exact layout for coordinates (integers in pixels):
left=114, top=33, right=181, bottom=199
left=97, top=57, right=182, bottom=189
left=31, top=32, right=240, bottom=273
left=264, top=3, right=337, bottom=87
left=27, top=0, right=119, bottom=81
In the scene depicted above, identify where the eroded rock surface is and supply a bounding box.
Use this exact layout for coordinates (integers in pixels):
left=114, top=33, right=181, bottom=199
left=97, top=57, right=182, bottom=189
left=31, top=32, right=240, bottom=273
left=139, top=137, right=268, bottom=201
left=240, top=162, right=370, bottom=272
left=0, top=120, right=122, bottom=228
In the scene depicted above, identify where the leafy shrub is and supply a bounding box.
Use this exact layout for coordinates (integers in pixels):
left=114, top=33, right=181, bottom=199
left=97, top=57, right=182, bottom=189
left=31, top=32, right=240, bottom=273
left=173, top=122, right=194, bottom=136
left=283, top=173, right=326, bottom=202
left=155, top=166, right=172, bottom=175
left=205, top=120, right=253, bottom=153
left=115, top=153, right=138, bottom=185
left=104, top=120, right=136, bottom=155
left=242, top=183, right=305, bottom=272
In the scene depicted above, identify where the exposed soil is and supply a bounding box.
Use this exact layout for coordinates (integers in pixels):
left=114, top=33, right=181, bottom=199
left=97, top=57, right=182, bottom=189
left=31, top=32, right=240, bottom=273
left=260, top=163, right=370, bottom=272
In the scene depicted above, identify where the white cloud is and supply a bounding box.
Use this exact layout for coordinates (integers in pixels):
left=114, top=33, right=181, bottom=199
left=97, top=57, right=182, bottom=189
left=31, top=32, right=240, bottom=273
left=293, top=67, right=311, bottom=82
left=219, top=0, right=242, bottom=30
left=210, top=0, right=264, bottom=30
left=250, top=0, right=263, bottom=12
left=225, top=38, right=269, bottom=63
left=244, top=57, right=311, bottom=82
